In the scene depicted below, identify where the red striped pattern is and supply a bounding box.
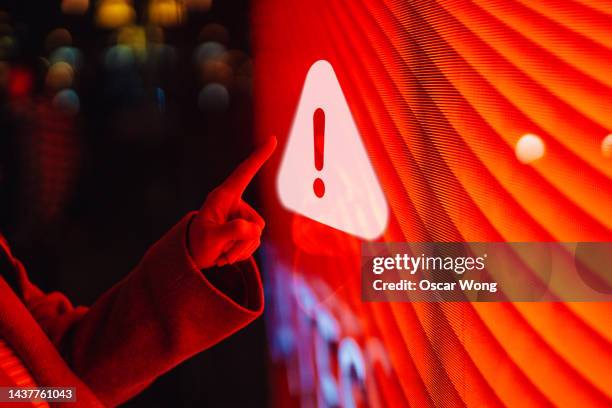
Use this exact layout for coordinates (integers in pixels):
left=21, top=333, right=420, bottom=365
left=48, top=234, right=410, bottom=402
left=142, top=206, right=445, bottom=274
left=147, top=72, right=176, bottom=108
left=254, top=0, right=612, bottom=406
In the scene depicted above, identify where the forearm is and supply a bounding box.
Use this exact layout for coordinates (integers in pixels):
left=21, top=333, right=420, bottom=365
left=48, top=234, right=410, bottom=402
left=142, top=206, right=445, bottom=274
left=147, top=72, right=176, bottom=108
left=58, top=213, right=263, bottom=406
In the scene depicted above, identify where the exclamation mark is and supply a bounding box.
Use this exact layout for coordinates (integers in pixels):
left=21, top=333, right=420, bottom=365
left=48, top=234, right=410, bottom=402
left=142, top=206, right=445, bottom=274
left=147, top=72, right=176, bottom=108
left=313, top=108, right=325, bottom=198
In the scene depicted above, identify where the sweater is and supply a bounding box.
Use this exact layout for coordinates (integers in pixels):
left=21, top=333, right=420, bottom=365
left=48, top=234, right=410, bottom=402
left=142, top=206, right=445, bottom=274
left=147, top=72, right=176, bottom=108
left=0, top=212, right=264, bottom=407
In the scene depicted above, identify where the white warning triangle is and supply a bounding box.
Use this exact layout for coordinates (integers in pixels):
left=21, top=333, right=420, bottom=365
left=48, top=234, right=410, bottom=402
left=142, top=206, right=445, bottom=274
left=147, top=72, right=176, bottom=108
left=277, top=60, right=389, bottom=240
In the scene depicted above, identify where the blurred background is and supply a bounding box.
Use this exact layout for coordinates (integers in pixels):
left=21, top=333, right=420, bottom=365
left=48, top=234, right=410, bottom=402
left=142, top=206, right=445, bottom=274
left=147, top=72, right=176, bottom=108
left=0, top=0, right=268, bottom=406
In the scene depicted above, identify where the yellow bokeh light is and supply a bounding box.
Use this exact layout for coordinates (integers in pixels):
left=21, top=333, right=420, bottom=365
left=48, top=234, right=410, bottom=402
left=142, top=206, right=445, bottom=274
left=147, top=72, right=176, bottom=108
left=96, top=0, right=135, bottom=29
left=118, top=25, right=147, bottom=57
left=148, top=0, right=186, bottom=27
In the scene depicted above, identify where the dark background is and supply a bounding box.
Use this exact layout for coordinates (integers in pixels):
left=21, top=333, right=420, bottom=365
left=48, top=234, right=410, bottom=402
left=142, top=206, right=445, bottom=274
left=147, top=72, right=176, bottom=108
left=0, top=0, right=269, bottom=406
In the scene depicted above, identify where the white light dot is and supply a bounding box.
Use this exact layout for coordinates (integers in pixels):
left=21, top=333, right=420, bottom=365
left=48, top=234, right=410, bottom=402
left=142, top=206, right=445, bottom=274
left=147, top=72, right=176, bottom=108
left=516, top=133, right=545, bottom=164
left=602, top=134, right=612, bottom=159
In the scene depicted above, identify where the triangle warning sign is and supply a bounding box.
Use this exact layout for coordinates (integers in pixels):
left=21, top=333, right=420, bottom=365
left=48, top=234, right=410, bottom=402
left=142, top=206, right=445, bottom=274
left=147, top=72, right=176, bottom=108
left=277, top=60, right=389, bottom=240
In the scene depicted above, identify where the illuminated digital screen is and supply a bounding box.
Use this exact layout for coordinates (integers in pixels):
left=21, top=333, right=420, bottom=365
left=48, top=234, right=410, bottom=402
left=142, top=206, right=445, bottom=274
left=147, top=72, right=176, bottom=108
left=253, top=1, right=612, bottom=407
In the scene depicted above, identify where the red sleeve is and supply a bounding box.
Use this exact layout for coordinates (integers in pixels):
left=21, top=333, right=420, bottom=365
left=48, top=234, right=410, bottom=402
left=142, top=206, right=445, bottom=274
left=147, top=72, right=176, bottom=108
left=16, top=212, right=264, bottom=407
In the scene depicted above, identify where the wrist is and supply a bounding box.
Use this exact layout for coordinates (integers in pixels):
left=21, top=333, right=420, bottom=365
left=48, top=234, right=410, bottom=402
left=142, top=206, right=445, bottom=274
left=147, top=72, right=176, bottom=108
left=185, top=213, right=201, bottom=267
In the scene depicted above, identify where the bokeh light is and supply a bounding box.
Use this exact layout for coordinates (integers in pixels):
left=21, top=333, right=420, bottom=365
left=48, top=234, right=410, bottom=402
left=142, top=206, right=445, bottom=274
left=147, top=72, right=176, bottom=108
left=52, top=89, right=80, bottom=115
left=50, top=46, right=82, bottom=70
left=118, top=25, right=147, bottom=58
left=8, top=68, right=34, bottom=98
left=95, top=0, right=136, bottom=29
left=45, top=61, right=74, bottom=90
left=156, top=87, right=165, bottom=112
left=45, top=28, right=73, bottom=52
left=198, top=23, right=229, bottom=45
left=148, top=0, right=186, bottom=27
left=104, top=45, right=136, bottom=69
left=61, top=0, right=90, bottom=15
left=0, top=34, right=15, bottom=60
left=193, top=41, right=225, bottom=64
left=199, top=60, right=232, bottom=84
left=198, top=82, right=229, bottom=112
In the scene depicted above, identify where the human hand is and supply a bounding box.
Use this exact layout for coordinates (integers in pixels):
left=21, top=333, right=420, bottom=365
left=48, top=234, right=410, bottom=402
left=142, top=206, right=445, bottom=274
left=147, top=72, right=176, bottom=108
left=188, top=137, right=277, bottom=269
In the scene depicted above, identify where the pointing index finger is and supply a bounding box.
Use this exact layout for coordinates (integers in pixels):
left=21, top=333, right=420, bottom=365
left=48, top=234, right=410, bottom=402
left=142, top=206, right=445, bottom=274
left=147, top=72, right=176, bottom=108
left=222, top=136, right=277, bottom=194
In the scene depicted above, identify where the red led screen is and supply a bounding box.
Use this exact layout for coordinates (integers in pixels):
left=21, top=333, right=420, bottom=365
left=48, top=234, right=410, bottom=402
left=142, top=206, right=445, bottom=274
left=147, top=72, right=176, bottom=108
left=253, top=1, right=612, bottom=407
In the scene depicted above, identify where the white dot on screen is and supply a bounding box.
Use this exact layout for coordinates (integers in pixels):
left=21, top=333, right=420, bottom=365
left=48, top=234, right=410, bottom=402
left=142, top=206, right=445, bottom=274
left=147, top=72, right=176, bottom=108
left=515, top=133, right=545, bottom=164
left=602, top=134, right=612, bottom=159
